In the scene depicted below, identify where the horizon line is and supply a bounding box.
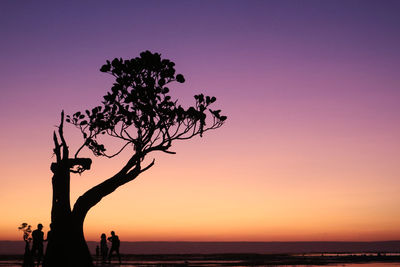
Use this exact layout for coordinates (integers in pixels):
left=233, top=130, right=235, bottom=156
left=2, top=240, right=400, bottom=243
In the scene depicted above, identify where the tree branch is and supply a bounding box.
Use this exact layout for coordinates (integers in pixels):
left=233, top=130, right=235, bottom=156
left=140, top=159, right=155, bottom=173
left=53, top=131, right=61, bottom=162
left=58, top=111, right=69, bottom=160
left=71, top=153, right=153, bottom=221
left=102, top=141, right=132, bottom=158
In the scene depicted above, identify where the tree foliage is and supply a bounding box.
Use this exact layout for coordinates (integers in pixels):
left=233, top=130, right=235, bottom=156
left=66, top=51, right=226, bottom=167
left=18, top=223, right=32, bottom=242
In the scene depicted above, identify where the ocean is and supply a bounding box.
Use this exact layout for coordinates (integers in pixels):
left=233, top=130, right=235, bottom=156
left=1, top=241, right=400, bottom=255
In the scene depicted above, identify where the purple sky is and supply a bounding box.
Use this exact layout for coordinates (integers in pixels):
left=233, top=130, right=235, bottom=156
left=1, top=1, right=400, bottom=241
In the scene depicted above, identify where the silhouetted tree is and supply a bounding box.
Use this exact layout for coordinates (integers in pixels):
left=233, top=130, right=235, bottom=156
left=44, top=51, right=226, bottom=267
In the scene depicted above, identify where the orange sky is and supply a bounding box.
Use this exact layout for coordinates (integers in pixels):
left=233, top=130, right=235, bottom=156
left=1, top=1, right=400, bottom=242
left=1, top=118, right=399, bottom=241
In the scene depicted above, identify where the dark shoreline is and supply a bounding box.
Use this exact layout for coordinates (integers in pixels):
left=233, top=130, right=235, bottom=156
left=3, top=241, right=400, bottom=255
left=1, top=254, right=400, bottom=266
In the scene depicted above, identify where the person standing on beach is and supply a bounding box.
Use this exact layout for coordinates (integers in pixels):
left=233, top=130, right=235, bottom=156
left=42, top=223, right=53, bottom=267
left=31, top=224, right=44, bottom=266
left=107, top=231, right=121, bottom=264
left=45, top=223, right=53, bottom=242
left=100, top=233, right=108, bottom=263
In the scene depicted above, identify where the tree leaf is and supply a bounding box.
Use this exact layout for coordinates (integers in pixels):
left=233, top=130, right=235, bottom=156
left=176, top=74, right=185, bottom=83
left=100, top=64, right=111, bottom=72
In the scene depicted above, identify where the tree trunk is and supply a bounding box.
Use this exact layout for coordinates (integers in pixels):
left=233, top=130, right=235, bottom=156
left=44, top=162, right=94, bottom=267
left=44, top=112, right=147, bottom=266
left=44, top=218, right=93, bottom=267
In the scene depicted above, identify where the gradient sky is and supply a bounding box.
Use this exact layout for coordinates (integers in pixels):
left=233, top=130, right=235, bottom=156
left=1, top=0, right=400, bottom=242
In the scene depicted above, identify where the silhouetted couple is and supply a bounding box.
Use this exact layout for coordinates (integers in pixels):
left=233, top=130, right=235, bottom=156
left=29, top=223, right=51, bottom=267
left=100, top=231, right=121, bottom=264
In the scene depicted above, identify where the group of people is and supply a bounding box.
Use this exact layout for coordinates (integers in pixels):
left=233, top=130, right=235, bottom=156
left=97, top=231, right=121, bottom=264
left=24, top=223, right=121, bottom=266
left=23, top=223, right=50, bottom=267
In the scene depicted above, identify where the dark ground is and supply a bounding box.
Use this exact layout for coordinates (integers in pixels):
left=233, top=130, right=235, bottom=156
left=0, top=254, right=400, bottom=266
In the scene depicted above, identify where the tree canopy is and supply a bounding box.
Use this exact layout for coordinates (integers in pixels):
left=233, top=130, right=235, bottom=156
left=66, top=50, right=226, bottom=172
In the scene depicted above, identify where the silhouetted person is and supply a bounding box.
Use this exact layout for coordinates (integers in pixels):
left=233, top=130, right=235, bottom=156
left=31, top=224, right=44, bottom=266
left=42, top=223, right=52, bottom=265
left=44, top=223, right=53, bottom=243
left=22, top=240, right=34, bottom=267
left=100, top=233, right=108, bottom=263
left=21, top=227, right=34, bottom=267
left=107, top=231, right=121, bottom=263
left=42, top=223, right=55, bottom=267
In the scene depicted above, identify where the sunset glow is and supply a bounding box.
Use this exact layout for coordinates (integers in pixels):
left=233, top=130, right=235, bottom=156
left=1, top=1, right=400, bottom=242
